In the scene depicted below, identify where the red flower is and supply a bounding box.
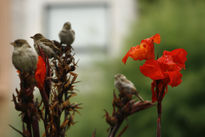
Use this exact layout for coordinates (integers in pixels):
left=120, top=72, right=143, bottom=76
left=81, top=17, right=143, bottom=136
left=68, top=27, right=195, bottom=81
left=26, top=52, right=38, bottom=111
left=122, top=33, right=160, bottom=64
left=35, top=56, right=46, bottom=90
left=140, top=48, right=187, bottom=102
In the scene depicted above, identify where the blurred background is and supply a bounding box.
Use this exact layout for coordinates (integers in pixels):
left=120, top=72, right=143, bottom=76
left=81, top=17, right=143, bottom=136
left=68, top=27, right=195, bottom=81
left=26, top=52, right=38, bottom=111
left=0, top=0, right=205, bottom=137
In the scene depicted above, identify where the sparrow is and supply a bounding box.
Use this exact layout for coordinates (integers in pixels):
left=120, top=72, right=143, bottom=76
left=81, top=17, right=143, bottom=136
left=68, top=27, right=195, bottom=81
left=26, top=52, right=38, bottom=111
left=58, top=21, right=75, bottom=45
left=11, top=39, right=38, bottom=73
left=30, top=33, right=59, bottom=58
left=114, top=74, right=144, bottom=102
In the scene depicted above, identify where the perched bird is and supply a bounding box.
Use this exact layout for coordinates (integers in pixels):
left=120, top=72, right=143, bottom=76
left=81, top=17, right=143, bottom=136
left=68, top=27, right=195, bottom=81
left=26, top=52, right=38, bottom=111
left=114, top=74, right=144, bottom=102
left=58, top=21, right=75, bottom=45
left=11, top=39, right=38, bottom=73
left=30, top=33, right=59, bottom=58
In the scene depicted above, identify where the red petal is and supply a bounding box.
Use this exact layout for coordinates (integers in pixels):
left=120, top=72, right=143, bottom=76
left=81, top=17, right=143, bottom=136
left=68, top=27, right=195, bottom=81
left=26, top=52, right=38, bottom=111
left=139, top=41, right=155, bottom=60
left=122, top=51, right=130, bottom=64
left=140, top=59, right=165, bottom=80
left=157, top=55, right=181, bottom=72
left=152, top=33, right=160, bottom=44
left=140, top=34, right=160, bottom=60
left=122, top=34, right=161, bottom=64
left=166, top=71, right=182, bottom=87
left=141, top=33, right=160, bottom=44
left=129, top=46, right=147, bottom=60
left=122, top=46, right=146, bottom=63
left=163, top=49, right=187, bottom=69
left=35, top=56, right=46, bottom=90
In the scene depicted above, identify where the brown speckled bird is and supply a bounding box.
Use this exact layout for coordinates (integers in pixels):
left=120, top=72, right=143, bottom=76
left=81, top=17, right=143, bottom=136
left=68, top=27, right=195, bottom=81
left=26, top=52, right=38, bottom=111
left=114, top=73, right=144, bottom=101
left=11, top=39, right=38, bottom=73
left=31, top=33, right=59, bottom=58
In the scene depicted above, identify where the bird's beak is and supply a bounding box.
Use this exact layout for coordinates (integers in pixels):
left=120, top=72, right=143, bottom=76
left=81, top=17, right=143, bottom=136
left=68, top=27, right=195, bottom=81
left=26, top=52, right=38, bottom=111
left=30, top=36, right=33, bottom=39
left=10, top=42, right=14, bottom=46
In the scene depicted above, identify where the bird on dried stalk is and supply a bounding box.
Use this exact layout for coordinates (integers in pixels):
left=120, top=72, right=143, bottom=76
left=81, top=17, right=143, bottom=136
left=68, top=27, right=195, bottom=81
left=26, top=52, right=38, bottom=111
left=59, top=21, right=75, bottom=45
left=11, top=39, right=38, bottom=73
left=114, top=73, right=144, bottom=102
left=31, top=33, right=59, bottom=58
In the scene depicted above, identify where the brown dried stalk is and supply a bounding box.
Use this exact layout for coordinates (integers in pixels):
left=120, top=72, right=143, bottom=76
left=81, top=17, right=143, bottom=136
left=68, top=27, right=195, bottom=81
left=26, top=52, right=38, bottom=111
left=105, top=82, right=155, bottom=137
left=11, top=24, right=80, bottom=137
left=12, top=72, right=40, bottom=137
left=46, top=41, right=81, bottom=137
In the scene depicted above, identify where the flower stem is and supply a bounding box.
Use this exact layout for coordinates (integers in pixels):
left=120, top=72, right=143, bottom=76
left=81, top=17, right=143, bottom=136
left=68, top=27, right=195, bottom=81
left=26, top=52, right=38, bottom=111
left=157, top=101, right=162, bottom=137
